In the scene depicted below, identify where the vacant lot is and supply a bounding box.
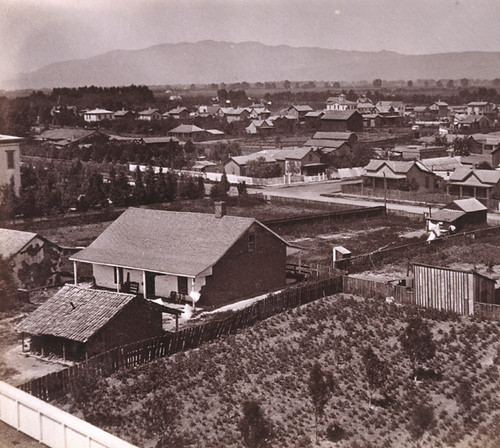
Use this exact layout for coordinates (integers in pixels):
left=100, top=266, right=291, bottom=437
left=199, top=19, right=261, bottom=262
left=58, top=294, right=500, bottom=448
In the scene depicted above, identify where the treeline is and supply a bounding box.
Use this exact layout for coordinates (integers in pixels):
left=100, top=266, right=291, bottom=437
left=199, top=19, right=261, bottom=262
left=24, top=139, right=241, bottom=168
left=0, top=162, right=205, bottom=221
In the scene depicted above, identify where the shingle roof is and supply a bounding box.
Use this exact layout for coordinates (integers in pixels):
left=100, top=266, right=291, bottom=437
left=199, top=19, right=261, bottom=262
left=16, top=285, right=136, bottom=342
left=71, top=208, right=286, bottom=277
left=0, top=228, right=37, bottom=259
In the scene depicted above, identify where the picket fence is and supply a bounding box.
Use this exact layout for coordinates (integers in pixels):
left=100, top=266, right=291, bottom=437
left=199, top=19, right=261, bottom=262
left=18, top=276, right=343, bottom=401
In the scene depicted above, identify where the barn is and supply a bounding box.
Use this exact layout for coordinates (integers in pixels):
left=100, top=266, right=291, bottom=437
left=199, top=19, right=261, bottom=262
left=0, top=228, right=63, bottom=290
left=16, top=285, right=165, bottom=361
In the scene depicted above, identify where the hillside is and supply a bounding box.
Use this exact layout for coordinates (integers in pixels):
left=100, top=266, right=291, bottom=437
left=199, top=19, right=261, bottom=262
left=5, top=41, right=500, bottom=89
left=60, top=295, right=500, bottom=448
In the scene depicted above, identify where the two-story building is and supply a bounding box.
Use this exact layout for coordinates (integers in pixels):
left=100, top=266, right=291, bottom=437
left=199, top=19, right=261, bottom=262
left=0, top=134, right=22, bottom=196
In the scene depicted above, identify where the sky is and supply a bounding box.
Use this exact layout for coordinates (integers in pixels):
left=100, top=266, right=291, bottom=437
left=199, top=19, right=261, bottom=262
left=1, top=0, right=500, bottom=80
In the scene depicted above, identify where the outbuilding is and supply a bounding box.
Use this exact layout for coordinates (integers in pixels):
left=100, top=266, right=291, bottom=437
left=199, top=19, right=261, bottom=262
left=16, top=285, right=165, bottom=361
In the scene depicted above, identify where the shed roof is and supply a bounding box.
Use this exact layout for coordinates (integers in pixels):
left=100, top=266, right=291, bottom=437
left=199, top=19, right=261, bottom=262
left=71, top=208, right=287, bottom=277
left=0, top=228, right=38, bottom=259
left=289, top=105, right=313, bottom=112
left=16, top=285, right=136, bottom=343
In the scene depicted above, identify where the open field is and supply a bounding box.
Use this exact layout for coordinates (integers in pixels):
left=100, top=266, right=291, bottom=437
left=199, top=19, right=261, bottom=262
left=56, top=294, right=500, bottom=448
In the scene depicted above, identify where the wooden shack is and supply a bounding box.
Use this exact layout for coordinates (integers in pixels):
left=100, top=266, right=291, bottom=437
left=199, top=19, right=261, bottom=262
left=16, top=285, right=167, bottom=361
left=413, top=263, right=496, bottom=316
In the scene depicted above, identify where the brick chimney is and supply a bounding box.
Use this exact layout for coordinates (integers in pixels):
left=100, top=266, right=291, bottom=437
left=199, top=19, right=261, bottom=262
left=215, top=201, right=226, bottom=218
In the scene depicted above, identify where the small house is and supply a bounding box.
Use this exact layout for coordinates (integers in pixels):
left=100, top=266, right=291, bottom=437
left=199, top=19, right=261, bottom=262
left=363, top=160, right=440, bottom=192
left=0, top=228, right=63, bottom=290
left=245, top=119, right=274, bottom=135
left=287, top=105, right=313, bottom=121
left=70, top=207, right=291, bottom=307
left=16, top=285, right=165, bottom=360
left=270, top=147, right=323, bottom=175
left=83, top=109, right=114, bottom=122
left=447, top=167, right=500, bottom=199
left=168, top=124, right=207, bottom=140
left=138, top=108, right=162, bottom=121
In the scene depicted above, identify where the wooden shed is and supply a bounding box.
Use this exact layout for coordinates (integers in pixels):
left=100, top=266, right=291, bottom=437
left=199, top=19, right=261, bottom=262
left=413, top=263, right=496, bottom=316
left=16, top=285, right=165, bottom=361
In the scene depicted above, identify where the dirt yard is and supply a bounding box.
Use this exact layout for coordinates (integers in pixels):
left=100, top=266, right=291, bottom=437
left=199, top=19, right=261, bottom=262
left=0, top=288, right=68, bottom=387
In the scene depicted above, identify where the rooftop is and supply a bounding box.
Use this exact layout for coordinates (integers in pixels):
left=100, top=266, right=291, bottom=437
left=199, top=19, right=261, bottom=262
left=16, top=285, right=136, bottom=343
left=0, top=228, right=38, bottom=259
left=71, top=208, right=287, bottom=277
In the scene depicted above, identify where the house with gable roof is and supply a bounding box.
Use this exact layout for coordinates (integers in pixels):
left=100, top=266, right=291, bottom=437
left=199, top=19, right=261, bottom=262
left=320, top=110, right=363, bottom=132
left=287, top=105, right=313, bottom=121
left=245, top=119, right=274, bottom=135
left=363, top=160, right=440, bottom=192
left=0, top=228, right=63, bottom=290
left=447, top=167, right=500, bottom=199
left=83, top=108, right=114, bottom=122
left=138, top=108, right=162, bottom=121
left=70, top=207, right=291, bottom=306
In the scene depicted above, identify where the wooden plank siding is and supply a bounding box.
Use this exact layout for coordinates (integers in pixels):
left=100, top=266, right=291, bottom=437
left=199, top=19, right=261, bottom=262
left=414, top=264, right=474, bottom=315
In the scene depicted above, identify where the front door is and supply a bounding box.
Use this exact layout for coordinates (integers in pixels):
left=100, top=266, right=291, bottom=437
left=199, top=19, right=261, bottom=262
left=145, top=272, right=156, bottom=299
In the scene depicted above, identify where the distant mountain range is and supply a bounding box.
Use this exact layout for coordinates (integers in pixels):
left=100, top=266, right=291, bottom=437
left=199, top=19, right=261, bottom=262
left=4, top=40, right=500, bottom=89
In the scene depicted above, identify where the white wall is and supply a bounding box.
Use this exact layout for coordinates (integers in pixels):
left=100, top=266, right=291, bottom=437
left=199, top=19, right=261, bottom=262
left=0, top=381, right=137, bottom=448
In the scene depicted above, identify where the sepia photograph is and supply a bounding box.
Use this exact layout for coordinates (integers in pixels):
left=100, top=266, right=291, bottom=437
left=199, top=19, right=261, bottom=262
left=0, top=0, right=499, bottom=447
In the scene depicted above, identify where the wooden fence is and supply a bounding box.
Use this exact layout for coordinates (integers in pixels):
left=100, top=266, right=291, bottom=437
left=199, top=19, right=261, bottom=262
left=475, top=302, right=500, bottom=320
left=18, top=276, right=343, bottom=401
left=342, top=276, right=414, bottom=305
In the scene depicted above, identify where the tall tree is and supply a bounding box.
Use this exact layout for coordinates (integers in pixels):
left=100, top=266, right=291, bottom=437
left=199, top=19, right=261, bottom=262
left=399, top=316, right=436, bottom=380
left=239, top=400, right=273, bottom=448
left=308, top=362, right=334, bottom=443
left=407, top=402, right=436, bottom=447
left=362, top=346, right=388, bottom=407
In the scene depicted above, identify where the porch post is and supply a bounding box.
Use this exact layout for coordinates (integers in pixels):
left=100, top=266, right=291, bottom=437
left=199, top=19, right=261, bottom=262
left=73, top=261, right=77, bottom=285
left=143, top=270, right=147, bottom=298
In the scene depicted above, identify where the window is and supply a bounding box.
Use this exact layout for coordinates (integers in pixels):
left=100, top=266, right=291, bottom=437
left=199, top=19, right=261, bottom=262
left=248, top=232, right=256, bottom=252
left=425, top=177, right=430, bottom=188
left=6, top=151, right=14, bottom=170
